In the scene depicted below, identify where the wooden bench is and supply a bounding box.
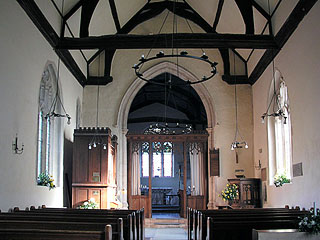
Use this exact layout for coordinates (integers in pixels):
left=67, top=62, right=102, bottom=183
left=29, top=207, right=144, bottom=240
left=188, top=208, right=308, bottom=240
left=0, top=227, right=112, bottom=240
left=0, top=211, right=129, bottom=240
left=206, top=218, right=299, bottom=240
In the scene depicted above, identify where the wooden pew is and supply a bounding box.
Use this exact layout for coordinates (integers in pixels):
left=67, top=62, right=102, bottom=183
left=29, top=207, right=144, bottom=240
left=206, top=217, right=299, bottom=240
left=0, top=225, right=112, bottom=240
left=0, top=212, right=126, bottom=240
left=188, top=208, right=308, bottom=240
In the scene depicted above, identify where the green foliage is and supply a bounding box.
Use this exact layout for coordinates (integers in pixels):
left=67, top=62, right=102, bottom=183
left=299, top=212, right=320, bottom=234
left=37, top=172, right=55, bottom=190
left=219, top=183, right=239, bottom=201
left=78, top=198, right=99, bottom=209
left=273, top=173, right=290, bottom=187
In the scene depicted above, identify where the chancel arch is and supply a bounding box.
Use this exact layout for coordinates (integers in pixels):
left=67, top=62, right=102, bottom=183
left=116, top=61, right=217, bottom=210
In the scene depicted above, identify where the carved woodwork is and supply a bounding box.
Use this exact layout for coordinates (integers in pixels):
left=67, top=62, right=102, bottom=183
left=228, top=178, right=262, bottom=208
left=127, top=132, right=208, bottom=218
left=72, top=127, right=117, bottom=209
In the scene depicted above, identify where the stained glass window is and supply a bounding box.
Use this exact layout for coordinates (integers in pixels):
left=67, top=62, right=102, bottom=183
left=141, top=142, right=173, bottom=178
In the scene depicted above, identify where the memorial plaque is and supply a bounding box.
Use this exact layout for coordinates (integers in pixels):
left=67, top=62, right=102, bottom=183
left=92, top=172, right=100, bottom=182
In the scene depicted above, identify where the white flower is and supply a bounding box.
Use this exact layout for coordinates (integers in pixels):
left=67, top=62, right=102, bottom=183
left=84, top=202, right=88, bottom=205
left=89, top=198, right=96, bottom=202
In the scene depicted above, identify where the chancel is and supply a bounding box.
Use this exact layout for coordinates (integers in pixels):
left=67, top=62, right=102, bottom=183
left=0, top=0, right=319, bottom=239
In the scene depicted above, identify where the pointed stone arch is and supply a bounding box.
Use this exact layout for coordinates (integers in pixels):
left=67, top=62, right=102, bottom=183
left=116, top=61, right=217, bottom=208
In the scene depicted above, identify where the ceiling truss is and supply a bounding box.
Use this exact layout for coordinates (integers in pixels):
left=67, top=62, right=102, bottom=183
left=17, top=0, right=317, bottom=87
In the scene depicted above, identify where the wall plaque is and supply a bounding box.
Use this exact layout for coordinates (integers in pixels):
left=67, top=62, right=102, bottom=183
left=92, top=172, right=100, bottom=182
left=293, top=162, right=303, bottom=177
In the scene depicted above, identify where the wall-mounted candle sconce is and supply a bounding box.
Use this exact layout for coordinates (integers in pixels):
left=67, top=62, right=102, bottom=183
left=12, top=134, right=24, bottom=154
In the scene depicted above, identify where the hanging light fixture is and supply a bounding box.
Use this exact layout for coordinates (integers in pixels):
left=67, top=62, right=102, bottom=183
left=88, top=54, right=107, bottom=150
left=133, top=0, right=218, bottom=86
left=260, top=60, right=287, bottom=125
left=144, top=74, right=193, bottom=135
left=45, top=0, right=70, bottom=125
left=261, top=0, right=287, bottom=125
left=231, top=51, right=248, bottom=151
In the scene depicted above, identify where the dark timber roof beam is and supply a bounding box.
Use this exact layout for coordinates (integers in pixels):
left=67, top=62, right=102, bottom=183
left=17, top=0, right=86, bottom=87
left=212, top=0, right=224, bottom=31
left=109, top=0, right=121, bottom=32
left=57, top=33, right=278, bottom=50
left=249, top=0, right=318, bottom=85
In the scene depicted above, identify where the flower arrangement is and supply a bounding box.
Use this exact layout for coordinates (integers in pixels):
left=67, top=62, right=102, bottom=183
left=219, top=183, right=239, bottom=202
left=299, top=211, right=320, bottom=234
left=37, top=172, right=55, bottom=190
left=78, top=198, right=99, bottom=209
left=273, top=173, right=290, bottom=187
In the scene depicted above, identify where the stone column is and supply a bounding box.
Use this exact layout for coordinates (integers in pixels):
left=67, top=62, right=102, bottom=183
left=117, top=128, right=128, bottom=209
left=206, top=127, right=217, bottom=209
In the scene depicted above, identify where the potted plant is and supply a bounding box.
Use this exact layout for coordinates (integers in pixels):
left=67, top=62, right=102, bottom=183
left=299, top=211, right=320, bottom=235
left=274, top=173, right=290, bottom=187
left=219, top=183, right=239, bottom=206
left=78, top=198, right=99, bottom=209
left=37, top=172, right=55, bottom=190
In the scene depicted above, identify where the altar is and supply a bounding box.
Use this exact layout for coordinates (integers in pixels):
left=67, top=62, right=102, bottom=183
left=142, top=187, right=179, bottom=206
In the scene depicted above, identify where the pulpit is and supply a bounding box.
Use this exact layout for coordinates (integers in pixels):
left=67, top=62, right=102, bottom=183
left=228, top=178, right=262, bottom=208
left=72, top=127, right=117, bottom=209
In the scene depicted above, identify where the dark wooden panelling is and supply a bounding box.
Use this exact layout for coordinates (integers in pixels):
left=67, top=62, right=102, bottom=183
left=210, top=149, right=220, bottom=176
left=72, top=127, right=116, bottom=209
left=187, top=195, right=205, bottom=210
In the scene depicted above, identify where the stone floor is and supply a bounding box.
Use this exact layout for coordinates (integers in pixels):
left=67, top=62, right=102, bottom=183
left=145, top=213, right=187, bottom=239
left=145, top=227, right=188, bottom=240
left=152, top=213, right=181, bottom=219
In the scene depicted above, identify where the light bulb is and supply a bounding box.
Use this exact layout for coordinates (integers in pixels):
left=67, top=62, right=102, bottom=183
left=231, top=144, right=234, bottom=151
left=245, top=143, right=249, bottom=149
left=103, top=144, right=107, bottom=150
left=89, top=144, right=92, bottom=150
left=93, top=142, right=97, bottom=148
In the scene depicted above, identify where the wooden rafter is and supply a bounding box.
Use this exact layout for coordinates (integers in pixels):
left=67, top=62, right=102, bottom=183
left=234, top=0, right=254, bottom=34
left=212, top=0, right=224, bottom=31
left=17, top=0, right=86, bottom=86
left=252, top=1, right=270, bottom=20
left=80, top=0, right=99, bottom=38
left=109, top=0, right=121, bottom=32
left=249, top=0, right=318, bottom=85
left=64, top=0, right=83, bottom=20
left=57, top=33, right=277, bottom=50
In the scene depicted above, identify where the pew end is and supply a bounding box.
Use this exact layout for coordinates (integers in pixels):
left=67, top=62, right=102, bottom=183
left=105, top=224, right=112, bottom=240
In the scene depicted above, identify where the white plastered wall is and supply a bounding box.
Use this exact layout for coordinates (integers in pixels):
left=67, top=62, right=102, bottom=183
left=0, top=1, right=83, bottom=211
left=253, top=2, right=320, bottom=209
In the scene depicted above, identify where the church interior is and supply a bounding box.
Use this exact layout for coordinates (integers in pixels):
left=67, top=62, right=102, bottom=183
left=0, top=0, right=320, bottom=239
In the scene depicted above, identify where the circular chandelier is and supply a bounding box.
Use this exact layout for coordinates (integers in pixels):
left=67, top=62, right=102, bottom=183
left=144, top=122, right=192, bottom=135
left=133, top=51, right=218, bottom=86
left=132, top=0, right=218, bottom=86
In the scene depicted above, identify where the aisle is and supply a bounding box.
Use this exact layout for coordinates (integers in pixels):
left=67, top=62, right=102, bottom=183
left=145, top=227, right=187, bottom=240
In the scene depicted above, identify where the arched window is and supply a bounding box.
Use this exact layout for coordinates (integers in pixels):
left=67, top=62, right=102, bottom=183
left=141, top=142, right=174, bottom=178
left=37, top=64, right=63, bottom=185
left=267, top=70, right=292, bottom=185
